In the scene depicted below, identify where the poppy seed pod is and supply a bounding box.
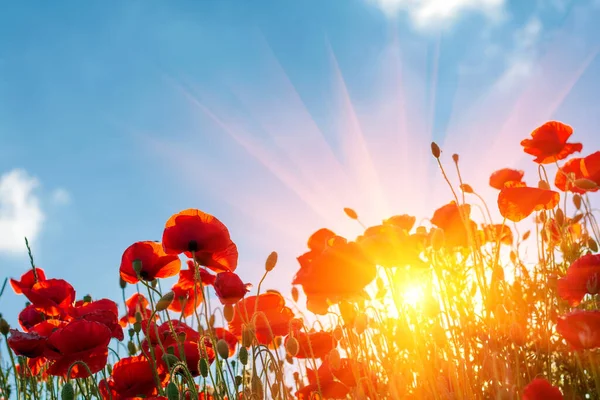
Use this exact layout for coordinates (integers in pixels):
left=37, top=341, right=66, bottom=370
left=452, top=153, right=459, bottom=163
left=61, top=382, right=75, bottom=400
left=431, top=142, right=441, bottom=158
left=156, top=291, right=175, bottom=312
left=132, top=259, right=143, bottom=275
left=216, top=339, right=230, bottom=359
left=265, top=251, right=278, bottom=272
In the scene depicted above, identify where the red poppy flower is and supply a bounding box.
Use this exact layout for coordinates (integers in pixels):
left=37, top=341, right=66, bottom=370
left=358, top=223, right=425, bottom=269
left=293, top=231, right=376, bottom=315
left=69, top=299, right=124, bottom=341
left=44, top=319, right=112, bottom=378
left=582, top=151, right=600, bottom=184
left=22, top=279, right=76, bottom=317
left=557, top=254, right=600, bottom=306
left=431, top=202, right=477, bottom=248
left=120, top=241, right=181, bottom=284
left=162, top=209, right=238, bottom=272
left=482, top=224, right=513, bottom=246
left=521, top=121, right=582, bottom=164
left=498, top=183, right=560, bottom=222
left=555, top=157, right=586, bottom=194
left=383, top=214, right=416, bottom=231
left=99, top=355, right=168, bottom=399
left=154, top=337, right=215, bottom=377
left=18, top=305, right=49, bottom=332
left=331, top=358, right=376, bottom=392
left=10, top=268, right=46, bottom=295
left=296, top=363, right=349, bottom=400
left=229, top=292, right=297, bottom=345
left=522, top=378, right=563, bottom=400
left=286, top=330, right=336, bottom=359
left=556, top=310, right=600, bottom=350
left=213, top=327, right=239, bottom=357
left=176, top=260, right=217, bottom=290
left=119, top=294, right=154, bottom=327
left=489, top=168, right=525, bottom=190
left=169, top=282, right=203, bottom=318
left=8, top=320, right=64, bottom=358
left=213, top=272, right=250, bottom=305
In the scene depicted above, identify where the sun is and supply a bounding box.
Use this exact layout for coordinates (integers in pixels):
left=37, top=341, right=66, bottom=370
left=401, top=285, right=424, bottom=308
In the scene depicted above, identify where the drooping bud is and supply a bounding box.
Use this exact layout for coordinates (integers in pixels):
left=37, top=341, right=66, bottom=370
left=162, top=353, right=179, bottom=369
left=119, top=277, right=127, bottom=289
left=127, top=341, right=137, bottom=355
left=199, top=358, right=209, bottom=378
left=238, top=346, right=249, bottom=365
left=343, top=208, right=358, bottom=220
left=575, top=178, right=598, bottom=191
left=166, top=382, right=179, bottom=400
left=589, top=238, right=599, bottom=253
left=285, top=336, right=299, bottom=357
left=265, top=251, right=278, bottom=272
left=573, top=194, right=582, bottom=210
left=133, top=322, right=142, bottom=334
left=460, top=184, right=474, bottom=194
left=208, top=314, right=215, bottom=328
left=135, top=311, right=143, bottom=324
left=242, top=324, right=255, bottom=348
left=216, top=339, right=230, bottom=359
left=431, top=142, right=441, bottom=158
left=61, top=382, right=75, bottom=400
left=223, top=304, right=235, bottom=322
left=452, top=154, right=459, bottom=163
left=538, top=180, right=550, bottom=190
left=156, top=291, right=175, bottom=312
left=235, top=375, right=243, bottom=387
left=555, top=208, right=565, bottom=227
left=291, top=287, right=299, bottom=303
left=0, top=318, right=9, bottom=336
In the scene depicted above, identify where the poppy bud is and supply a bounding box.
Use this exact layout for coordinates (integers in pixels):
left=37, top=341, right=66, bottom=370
left=538, top=180, right=550, bottom=190
left=0, top=318, right=9, bottom=336
left=119, top=277, right=127, bottom=289
left=522, top=230, right=531, bottom=241
left=163, top=353, right=179, bottom=369
left=127, top=341, right=137, bottom=355
left=555, top=208, right=565, bottom=227
left=224, top=304, right=235, bottom=322
left=452, top=154, right=459, bottom=163
left=343, top=208, right=358, bottom=220
left=589, top=238, right=599, bottom=253
left=242, top=324, right=254, bottom=347
left=167, top=382, right=179, bottom=400
left=199, top=358, right=209, bottom=378
left=333, top=325, right=343, bottom=341
left=571, top=213, right=584, bottom=225
left=575, top=178, right=598, bottom=191
left=265, top=251, right=278, bottom=272
left=238, top=346, right=249, bottom=365
left=132, top=259, right=143, bottom=275
left=291, top=287, right=299, bottom=303
left=107, top=364, right=112, bottom=375
left=285, top=336, right=299, bottom=357
left=460, top=184, right=474, bottom=194
left=354, top=313, right=368, bottom=335
left=573, top=194, right=582, bottom=210
left=235, top=375, right=243, bottom=387
left=328, top=348, right=341, bottom=370
left=209, top=313, right=215, bottom=328
left=61, top=382, right=75, bottom=400
left=216, top=339, right=230, bottom=359
left=128, top=328, right=135, bottom=338
left=431, top=142, right=441, bottom=158
left=133, top=322, right=142, bottom=333
left=155, top=291, right=174, bottom=312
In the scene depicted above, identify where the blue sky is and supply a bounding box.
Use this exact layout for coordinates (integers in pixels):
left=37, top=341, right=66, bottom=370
left=1, top=0, right=600, bottom=326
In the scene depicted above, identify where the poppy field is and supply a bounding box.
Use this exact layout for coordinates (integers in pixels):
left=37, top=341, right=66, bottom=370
left=2, top=120, right=600, bottom=399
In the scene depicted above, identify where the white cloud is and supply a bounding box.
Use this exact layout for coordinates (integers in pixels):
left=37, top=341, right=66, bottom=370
left=0, top=169, right=45, bottom=255
left=51, top=188, right=71, bottom=206
left=369, top=0, right=506, bottom=27
left=495, top=17, right=543, bottom=91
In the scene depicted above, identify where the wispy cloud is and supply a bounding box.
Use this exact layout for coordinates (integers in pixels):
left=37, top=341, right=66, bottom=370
left=368, top=0, right=506, bottom=27
left=0, top=169, right=45, bottom=255
left=51, top=188, right=71, bottom=206
left=494, top=17, right=543, bottom=91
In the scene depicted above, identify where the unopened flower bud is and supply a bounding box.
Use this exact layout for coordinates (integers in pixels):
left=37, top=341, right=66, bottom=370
left=538, top=180, right=550, bottom=190
left=238, top=346, right=249, bottom=365
left=61, top=382, right=75, bottom=400
left=166, top=382, right=179, bottom=400
left=285, top=336, right=299, bottom=357
left=222, top=304, right=235, bottom=323
left=575, top=178, right=598, bottom=191
left=162, top=353, right=180, bottom=369
left=0, top=318, right=9, bottom=336
left=135, top=311, right=143, bottom=324
left=133, top=322, right=142, bottom=333
left=119, top=277, right=127, bottom=289
left=460, top=184, right=474, bottom=194
left=573, top=194, right=582, bottom=210
left=333, top=325, right=343, bottom=341
left=216, top=339, right=230, bottom=359
left=431, top=142, right=441, bottom=158
left=127, top=341, right=137, bottom=355
left=242, top=324, right=255, bottom=347
left=265, top=251, right=278, bottom=272
left=156, top=291, right=174, bottom=312
left=343, top=208, right=358, bottom=220
left=199, top=358, right=209, bottom=378
left=589, top=238, right=599, bottom=253
left=555, top=208, right=565, bottom=227
left=452, top=154, right=459, bottom=163
left=291, top=287, right=299, bottom=303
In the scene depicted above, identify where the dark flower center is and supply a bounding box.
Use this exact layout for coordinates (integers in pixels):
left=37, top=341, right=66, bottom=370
left=188, top=240, right=199, bottom=252
left=140, top=271, right=149, bottom=280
